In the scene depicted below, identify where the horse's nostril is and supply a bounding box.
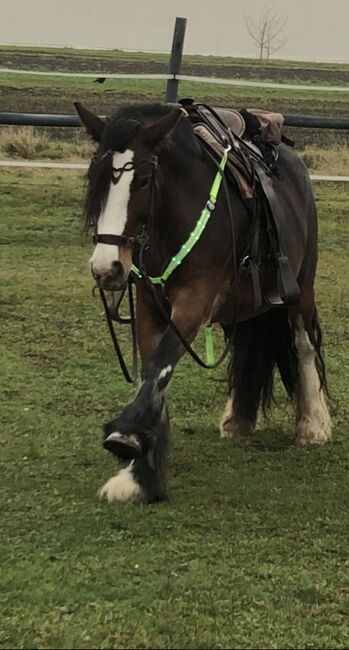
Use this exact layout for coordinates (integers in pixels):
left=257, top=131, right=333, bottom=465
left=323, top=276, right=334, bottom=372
left=111, top=261, right=124, bottom=278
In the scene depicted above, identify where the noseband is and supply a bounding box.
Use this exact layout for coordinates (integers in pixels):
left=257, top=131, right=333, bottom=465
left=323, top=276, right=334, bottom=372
left=92, top=152, right=158, bottom=248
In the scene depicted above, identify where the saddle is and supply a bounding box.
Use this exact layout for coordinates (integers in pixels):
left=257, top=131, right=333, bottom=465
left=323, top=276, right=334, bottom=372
left=179, top=99, right=300, bottom=309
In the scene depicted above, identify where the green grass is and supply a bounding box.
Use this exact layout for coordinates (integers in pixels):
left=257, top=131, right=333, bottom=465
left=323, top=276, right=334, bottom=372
left=1, top=70, right=348, bottom=99
left=0, top=171, right=348, bottom=649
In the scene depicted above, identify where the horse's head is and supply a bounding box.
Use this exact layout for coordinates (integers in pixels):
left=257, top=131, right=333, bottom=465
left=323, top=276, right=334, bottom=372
left=75, top=102, right=184, bottom=290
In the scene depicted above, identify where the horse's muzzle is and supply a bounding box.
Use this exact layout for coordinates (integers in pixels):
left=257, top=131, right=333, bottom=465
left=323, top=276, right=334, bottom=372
left=91, top=260, right=127, bottom=291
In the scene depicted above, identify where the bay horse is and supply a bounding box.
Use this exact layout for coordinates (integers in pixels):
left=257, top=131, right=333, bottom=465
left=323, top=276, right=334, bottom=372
left=75, top=101, right=331, bottom=504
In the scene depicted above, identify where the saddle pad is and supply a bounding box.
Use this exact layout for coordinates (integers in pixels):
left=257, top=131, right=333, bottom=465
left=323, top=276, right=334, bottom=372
left=193, top=123, right=254, bottom=200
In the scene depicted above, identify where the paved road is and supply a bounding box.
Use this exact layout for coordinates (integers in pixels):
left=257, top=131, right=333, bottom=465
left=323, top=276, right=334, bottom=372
left=1, top=67, right=348, bottom=93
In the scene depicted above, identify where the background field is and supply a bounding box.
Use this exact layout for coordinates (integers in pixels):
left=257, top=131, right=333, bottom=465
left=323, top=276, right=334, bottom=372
left=1, top=44, right=349, bottom=151
left=0, top=46, right=348, bottom=649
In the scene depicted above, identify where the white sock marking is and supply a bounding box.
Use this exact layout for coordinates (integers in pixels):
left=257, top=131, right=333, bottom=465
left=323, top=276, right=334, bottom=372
left=295, top=316, right=331, bottom=445
left=99, top=462, right=143, bottom=504
left=219, top=397, right=255, bottom=438
left=158, top=365, right=172, bottom=380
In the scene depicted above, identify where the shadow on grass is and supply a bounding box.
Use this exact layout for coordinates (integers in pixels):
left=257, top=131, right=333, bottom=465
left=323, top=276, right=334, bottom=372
left=248, top=427, right=294, bottom=452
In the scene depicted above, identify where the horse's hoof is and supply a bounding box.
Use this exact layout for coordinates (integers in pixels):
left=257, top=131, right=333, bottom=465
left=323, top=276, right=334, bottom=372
left=103, top=432, right=143, bottom=460
left=294, top=414, right=332, bottom=447
left=99, top=459, right=167, bottom=505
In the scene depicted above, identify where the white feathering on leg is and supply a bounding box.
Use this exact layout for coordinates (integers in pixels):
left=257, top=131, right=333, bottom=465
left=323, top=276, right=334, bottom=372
left=99, top=462, right=144, bottom=503
left=294, top=316, right=331, bottom=446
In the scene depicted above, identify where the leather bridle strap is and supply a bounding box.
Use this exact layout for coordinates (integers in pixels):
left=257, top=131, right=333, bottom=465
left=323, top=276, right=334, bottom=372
left=98, top=281, right=138, bottom=383
left=92, top=154, right=158, bottom=249
left=93, top=233, right=135, bottom=247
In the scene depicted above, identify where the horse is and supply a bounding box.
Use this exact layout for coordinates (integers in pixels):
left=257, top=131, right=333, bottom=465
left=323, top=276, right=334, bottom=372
left=75, top=101, right=331, bottom=504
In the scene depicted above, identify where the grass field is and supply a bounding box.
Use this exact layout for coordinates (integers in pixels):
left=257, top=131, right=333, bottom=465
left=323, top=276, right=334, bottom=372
left=1, top=127, right=349, bottom=178
left=1, top=45, right=349, bottom=154
left=0, top=169, right=348, bottom=649
left=2, top=70, right=348, bottom=109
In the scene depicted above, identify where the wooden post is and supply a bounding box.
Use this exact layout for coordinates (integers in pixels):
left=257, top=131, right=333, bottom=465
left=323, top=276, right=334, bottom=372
left=165, top=17, right=187, bottom=103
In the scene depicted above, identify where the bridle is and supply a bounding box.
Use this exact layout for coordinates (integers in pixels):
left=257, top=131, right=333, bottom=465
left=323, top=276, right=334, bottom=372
left=90, top=149, right=157, bottom=383
left=91, top=152, right=158, bottom=249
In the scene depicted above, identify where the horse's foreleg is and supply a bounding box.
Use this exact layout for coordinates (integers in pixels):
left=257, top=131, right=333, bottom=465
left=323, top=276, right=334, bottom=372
left=293, top=311, right=331, bottom=446
left=99, top=291, right=168, bottom=504
left=100, top=287, right=207, bottom=503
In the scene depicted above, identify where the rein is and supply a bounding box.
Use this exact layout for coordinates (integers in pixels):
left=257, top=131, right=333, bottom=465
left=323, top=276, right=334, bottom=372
left=98, top=281, right=138, bottom=383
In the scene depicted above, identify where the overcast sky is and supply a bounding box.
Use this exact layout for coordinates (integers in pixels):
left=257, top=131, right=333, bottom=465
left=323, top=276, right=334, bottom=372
left=1, top=0, right=348, bottom=63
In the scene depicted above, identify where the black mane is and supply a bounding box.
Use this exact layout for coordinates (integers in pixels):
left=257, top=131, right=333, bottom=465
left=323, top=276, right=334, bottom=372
left=101, top=104, right=174, bottom=153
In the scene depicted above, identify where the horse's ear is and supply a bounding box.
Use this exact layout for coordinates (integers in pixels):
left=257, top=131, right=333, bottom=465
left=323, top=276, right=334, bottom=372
left=74, top=102, right=105, bottom=142
left=140, top=109, right=185, bottom=148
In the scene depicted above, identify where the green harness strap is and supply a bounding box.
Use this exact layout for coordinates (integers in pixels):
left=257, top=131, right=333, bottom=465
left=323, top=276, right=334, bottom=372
left=131, top=145, right=230, bottom=285
left=131, top=145, right=231, bottom=365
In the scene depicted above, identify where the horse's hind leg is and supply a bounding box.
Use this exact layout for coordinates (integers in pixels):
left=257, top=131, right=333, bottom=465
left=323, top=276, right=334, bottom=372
left=219, top=397, right=255, bottom=438
left=293, top=307, right=331, bottom=446
left=220, top=312, right=279, bottom=438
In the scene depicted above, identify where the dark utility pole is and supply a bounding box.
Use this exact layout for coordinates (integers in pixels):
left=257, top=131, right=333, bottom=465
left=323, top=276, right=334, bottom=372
left=165, top=16, right=187, bottom=103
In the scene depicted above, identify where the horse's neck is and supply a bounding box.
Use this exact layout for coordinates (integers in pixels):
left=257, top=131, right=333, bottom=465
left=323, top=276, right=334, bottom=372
left=154, top=150, right=209, bottom=239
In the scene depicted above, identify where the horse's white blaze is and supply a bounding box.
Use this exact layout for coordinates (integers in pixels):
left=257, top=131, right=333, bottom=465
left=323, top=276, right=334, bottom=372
left=90, top=149, right=134, bottom=275
left=295, top=316, right=331, bottom=445
left=99, top=462, right=143, bottom=503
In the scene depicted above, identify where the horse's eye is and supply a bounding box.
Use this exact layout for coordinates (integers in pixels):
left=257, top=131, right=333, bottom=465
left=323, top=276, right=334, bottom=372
left=139, top=177, right=150, bottom=190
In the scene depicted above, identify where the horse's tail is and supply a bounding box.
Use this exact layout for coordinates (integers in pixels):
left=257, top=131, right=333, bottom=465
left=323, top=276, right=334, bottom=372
left=228, top=309, right=298, bottom=420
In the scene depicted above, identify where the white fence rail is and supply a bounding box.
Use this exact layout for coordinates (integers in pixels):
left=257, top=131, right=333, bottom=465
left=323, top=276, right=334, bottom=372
left=0, top=159, right=348, bottom=182
left=1, top=68, right=349, bottom=94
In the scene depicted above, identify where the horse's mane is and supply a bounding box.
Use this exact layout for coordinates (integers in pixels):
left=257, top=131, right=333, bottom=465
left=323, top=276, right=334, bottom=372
left=111, top=103, right=174, bottom=124
left=103, top=103, right=199, bottom=156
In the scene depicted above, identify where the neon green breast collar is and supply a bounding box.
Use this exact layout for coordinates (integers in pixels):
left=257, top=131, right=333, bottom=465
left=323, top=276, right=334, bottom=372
left=131, top=145, right=231, bottom=285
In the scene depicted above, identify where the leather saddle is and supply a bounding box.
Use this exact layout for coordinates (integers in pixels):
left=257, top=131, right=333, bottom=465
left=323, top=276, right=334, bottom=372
left=179, top=100, right=300, bottom=309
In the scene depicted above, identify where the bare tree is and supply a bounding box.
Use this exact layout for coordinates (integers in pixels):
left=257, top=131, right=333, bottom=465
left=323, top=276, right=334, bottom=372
left=245, top=6, right=287, bottom=62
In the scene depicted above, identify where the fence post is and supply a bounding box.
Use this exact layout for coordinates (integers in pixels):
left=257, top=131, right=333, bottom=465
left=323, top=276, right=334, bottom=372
left=165, top=16, right=187, bottom=103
